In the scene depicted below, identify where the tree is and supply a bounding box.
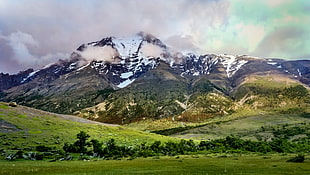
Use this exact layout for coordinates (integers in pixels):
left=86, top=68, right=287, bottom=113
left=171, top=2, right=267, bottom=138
left=91, top=139, right=103, bottom=155
left=63, top=131, right=91, bottom=153
left=74, top=131, right=91, bottom=153
left=284, top=85, right=308, bottom=100
left=150, top=141, right=162, bottom=153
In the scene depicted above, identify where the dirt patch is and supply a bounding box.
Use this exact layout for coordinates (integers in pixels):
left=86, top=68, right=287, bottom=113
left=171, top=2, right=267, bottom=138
left=55, top=114, right=119, bottom=127
left=0, top=119, right=20, bottom=133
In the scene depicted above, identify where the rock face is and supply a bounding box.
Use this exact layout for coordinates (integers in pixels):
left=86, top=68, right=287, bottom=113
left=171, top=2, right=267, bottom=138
left=0, top=69, right=34, bottom=91
left=0, top=33, right=309, bottom=123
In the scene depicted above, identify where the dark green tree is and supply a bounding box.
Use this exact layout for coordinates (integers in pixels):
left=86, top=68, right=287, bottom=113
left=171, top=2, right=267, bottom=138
left=63, top=131, right=91, bottom=153
left=91, top=139, right=103, bottom=155
left=74, top=131, right=91, bottom=153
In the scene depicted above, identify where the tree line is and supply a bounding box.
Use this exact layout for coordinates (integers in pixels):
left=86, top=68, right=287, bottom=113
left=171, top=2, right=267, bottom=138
left=3, top=131, right=308, bottom=161
left=62, top=131, right=308, bottom=160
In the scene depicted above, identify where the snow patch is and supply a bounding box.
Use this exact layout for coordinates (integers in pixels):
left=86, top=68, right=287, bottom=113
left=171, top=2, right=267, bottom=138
left=77, top=63, right=90, bottom=71
left=267, top=62, right=277, bottom=65
left=232, top=60, right=248, bottom=75
left=21, top=70, right=40, bottom=83
left=117, top=79, right=136, bottom=88
left=193, top=72, right=200, bottom=76
left=297, top=69, right=301, bottom=77
left=68, top=62, right=77, bottom=70
left=113, top=36, right=142, bottom=57
left=120, top=72, right=133, bottom=79
left=219, top=54, right=248, bottom=77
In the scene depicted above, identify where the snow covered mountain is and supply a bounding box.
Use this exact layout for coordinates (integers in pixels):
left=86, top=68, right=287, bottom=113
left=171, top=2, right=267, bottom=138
left=2, top=32, right=308, bottom=91
left=0, top=33, right=309, bottom=123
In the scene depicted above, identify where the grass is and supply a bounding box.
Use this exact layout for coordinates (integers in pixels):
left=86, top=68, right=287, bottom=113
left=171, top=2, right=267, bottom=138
left=171, top=113, right=310, bottom=140
left=0, top=154, right=309, bottom=175
left=126, top=107, right=262, bottom=131
left=241, top=75, right=299, bottom=89
left=0, top=102, right=175, bottom=151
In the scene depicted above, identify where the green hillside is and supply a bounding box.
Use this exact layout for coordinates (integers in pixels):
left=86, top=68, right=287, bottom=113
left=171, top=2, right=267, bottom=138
left=125, top=75, right=309, bottom=133
left=170, top=113, right=310, bottom=140
left=0, top=102, right=174, bottom=151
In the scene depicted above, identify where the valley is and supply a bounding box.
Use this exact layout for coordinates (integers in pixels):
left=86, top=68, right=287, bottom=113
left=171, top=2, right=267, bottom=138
left=1, top=0, right=310, bottom=174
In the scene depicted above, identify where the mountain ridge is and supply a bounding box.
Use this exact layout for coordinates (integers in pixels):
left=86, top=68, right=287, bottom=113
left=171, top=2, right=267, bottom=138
left=0, top=33, right=309, bottom=124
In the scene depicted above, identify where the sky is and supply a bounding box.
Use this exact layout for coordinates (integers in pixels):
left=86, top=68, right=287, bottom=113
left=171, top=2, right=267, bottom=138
left=0, top=0, right=309, bottom=73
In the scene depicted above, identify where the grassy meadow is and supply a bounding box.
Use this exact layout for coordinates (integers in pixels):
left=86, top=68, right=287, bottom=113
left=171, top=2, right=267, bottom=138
left=1, top=98, right=310, bottom=174
left=170, top=113, right=310, bottom=140
left=0, top=102, right=174, bottom=151
left=0, top=154, right=309, bottom=175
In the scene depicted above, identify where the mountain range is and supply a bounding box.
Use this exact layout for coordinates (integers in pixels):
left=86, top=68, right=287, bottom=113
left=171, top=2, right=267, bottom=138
left=0, top=32, right=309, bottom=125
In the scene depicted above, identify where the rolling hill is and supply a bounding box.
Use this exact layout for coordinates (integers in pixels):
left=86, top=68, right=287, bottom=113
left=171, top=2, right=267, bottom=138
left=0, top=102, right=174, bottom=151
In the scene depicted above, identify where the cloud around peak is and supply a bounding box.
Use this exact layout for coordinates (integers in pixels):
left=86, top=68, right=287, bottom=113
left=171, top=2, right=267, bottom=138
left=0, top=0, right=309, bottom=73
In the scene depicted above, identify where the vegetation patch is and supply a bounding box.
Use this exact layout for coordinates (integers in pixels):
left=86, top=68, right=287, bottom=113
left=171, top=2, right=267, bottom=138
left=287, top=154, right=305, bottom=163
left=28, top=130, right=42, bottom=134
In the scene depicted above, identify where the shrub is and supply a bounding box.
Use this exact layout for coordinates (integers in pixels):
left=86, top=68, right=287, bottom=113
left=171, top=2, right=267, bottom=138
left=36, top=145, right=53, bottom=152
left=287, top=154, right=305, bottom=163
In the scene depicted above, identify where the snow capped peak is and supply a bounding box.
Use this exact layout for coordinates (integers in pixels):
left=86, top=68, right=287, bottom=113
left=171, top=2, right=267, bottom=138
left=46, top=33, right=252, bottom=88
left=218, top=54, right=248, bottom=77
left=74, top=33, right=169, bottom=65
left=112, top=35, right=142, bottom=57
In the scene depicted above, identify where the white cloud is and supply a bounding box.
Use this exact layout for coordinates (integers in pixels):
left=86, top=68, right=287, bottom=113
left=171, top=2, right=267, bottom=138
left=140, top=42, right=165, bottom=58
left=0, top=31, right=70, bottom=71
left=79, top=46, right=119, bottom=63
left=4, top=31, right=38, bottom=66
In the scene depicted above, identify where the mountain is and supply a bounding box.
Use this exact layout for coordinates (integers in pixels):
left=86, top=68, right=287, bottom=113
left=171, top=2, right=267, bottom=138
left=0, top=32, right=309, bottom=124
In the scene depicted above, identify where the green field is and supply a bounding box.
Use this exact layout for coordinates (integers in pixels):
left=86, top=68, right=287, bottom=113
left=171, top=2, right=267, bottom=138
left=1, top=154, right=309, bottom=175
left=171, top=113, right=310, bottom=140
left=0, top=102, right=174, bottom=151
left=1, top=101, right=310, bottom=174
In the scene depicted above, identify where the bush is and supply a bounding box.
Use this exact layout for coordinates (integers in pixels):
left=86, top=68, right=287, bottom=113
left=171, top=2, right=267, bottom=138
left=36, top=145, right=53, bottom=152
left=23, top=152, right=44, bottom=160
left=5, top=151, right=23, bottom=161
left=287, top=154, right=305, bottom=163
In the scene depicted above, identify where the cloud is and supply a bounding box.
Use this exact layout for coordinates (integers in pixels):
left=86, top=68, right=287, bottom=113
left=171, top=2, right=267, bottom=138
left=140, top=43, right=165, bottom=58
left=0, top=31, right=69, bottom=72
left=6, top=31, right=38, bottom=65
left=0, top=0, right=309, bottom=73
left=165, top=35, right=199, bottom=53
left=78, top=46, right=119, bottom=63
left=254, top=27, right=309, bottom=59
